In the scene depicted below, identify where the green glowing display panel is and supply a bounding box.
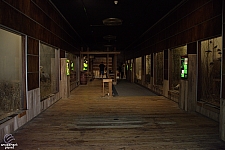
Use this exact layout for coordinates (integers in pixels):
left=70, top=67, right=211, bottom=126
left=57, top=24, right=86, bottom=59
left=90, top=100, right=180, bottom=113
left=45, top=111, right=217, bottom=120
left=180, top=56, right=188, bottom=79
left=66, top=59, right=70, bottom=75
left=83, top=62, right=88, bottom=71
left=71, top=61, right=74, bottom=71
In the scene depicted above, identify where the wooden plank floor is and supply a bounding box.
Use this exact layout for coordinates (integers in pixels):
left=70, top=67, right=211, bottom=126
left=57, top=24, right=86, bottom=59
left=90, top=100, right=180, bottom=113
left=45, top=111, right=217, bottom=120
left=11, top=79, right=225, bottom=150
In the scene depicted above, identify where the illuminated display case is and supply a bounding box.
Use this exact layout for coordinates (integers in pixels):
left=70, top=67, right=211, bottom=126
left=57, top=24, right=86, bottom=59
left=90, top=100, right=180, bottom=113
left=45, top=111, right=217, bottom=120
left=180, top=56, right=188, bottom=79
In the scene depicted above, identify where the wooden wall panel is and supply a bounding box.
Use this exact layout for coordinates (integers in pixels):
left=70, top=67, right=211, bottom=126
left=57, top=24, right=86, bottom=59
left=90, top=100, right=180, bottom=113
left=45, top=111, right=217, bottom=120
left=27, top=37, right=39, bottom=90
left=27, top=37, right=39, bottom=55
left=60, top=50, right=66, bottom=58
left=187, top=42, right=197, bottom=54
left=27, top=55, right=39, bottom=72
left=3, top=0, right=31, bottom=16
left=126, top=0, right=223, bottom=59
left=1, top=0, right=82, bottom=52
left=28, top=73, right=39, bottom=91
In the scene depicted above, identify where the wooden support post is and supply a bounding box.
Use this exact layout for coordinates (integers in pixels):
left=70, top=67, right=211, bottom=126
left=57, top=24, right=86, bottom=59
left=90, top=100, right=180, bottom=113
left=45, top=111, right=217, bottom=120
left=80, top=47, right=83, bottom=71
left=187, top=54, right=197, bottom=112
left=142, top=55, right=145, bottom=85
left=106, top=54, right=109, bottom=78
left=132, top=59, right=136, bottom=83
left=87, top=47, right=89, bottom=72
left=179, top=80, right=188, bottom=111
left=220, top=99, right=225, bottom=141
left=153, top=53, right=156, bottom=85
left=220, top=0, right=225, bottom=141
left=113, top=54, right=117, bottom=84
left=60, top=58, right=69, bottom=98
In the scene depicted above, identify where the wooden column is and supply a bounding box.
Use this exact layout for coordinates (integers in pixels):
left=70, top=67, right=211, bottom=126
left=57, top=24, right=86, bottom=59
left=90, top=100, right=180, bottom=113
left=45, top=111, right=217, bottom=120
left=80, top=47, right=83, bottom=71
left=113, top=54, right=117, bottom=84
left=179, top=80, right=188, bottom=111
left=150, top=54, right=154, bottom=88
left=153, top=53, right=156, bottom=85
left=127, top=61, right=131, bottom=81
left=168, top=49, right=172, bottom=90
left=220, top=0, right=225, bottom=141
left=87, top=47, right=90, bottom=72
left=142, top=55, right=145, bottom=85
left=106, top=54, right=109, bottom=78
left=132, top=59, right=135, bottom=83
left=187, top=42, right=197, bottom=112
left=77, top=56, right=80, bottom=83
left=163, top=50, right=169, bottom=97
left=60, top=58, right=69, bottom=98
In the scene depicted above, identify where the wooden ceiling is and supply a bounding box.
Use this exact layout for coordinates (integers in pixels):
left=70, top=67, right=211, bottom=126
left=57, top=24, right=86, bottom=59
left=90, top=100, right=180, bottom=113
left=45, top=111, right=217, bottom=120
left=50, top=0, right=183, bottom=52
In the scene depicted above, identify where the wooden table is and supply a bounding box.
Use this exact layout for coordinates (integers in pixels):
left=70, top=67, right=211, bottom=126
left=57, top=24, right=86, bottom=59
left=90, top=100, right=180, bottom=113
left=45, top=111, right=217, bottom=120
left=102, top=79, right=112, bottom=97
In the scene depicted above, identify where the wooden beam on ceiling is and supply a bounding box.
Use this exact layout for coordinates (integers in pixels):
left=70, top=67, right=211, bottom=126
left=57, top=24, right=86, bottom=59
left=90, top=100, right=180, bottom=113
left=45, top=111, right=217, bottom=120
left=80, top=51, right=120, bottom=55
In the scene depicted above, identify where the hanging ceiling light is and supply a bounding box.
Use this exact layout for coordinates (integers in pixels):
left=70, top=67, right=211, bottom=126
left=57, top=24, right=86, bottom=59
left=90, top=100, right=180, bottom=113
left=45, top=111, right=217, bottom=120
left=103, top=18, right=122, bottom=26
left=114, top=1, right=118, bottom=5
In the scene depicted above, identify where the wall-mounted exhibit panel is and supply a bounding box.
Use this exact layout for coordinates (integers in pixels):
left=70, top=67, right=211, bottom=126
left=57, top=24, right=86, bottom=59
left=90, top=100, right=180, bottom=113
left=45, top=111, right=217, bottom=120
left=0, top=28, right=24, bottom=120
left=199, top=36, right=222, bottom=107
left=40, top=43, right=59, bottom=100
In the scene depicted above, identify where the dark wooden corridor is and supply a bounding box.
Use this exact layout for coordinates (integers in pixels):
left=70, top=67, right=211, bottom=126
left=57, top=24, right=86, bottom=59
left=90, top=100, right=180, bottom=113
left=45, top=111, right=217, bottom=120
left=12, top=79, right=225, bottom=150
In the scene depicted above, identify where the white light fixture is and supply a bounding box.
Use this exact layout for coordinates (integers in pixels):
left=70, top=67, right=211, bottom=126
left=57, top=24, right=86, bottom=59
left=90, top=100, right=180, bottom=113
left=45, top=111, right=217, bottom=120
left=103, top=18, right=122, bottom=26
left=114, top=0, right=118, bottom=5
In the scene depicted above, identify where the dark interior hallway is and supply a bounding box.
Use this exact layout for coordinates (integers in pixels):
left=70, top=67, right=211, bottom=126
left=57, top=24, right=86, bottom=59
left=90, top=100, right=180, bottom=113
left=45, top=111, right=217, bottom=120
left=11, top=79, right=225, bottom=149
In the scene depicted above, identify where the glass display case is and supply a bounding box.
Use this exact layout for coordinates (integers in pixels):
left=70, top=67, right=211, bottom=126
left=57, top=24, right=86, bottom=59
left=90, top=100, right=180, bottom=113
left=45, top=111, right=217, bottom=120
left=200, top=36, right=222, bottom=107
left=40, top=43, right=59, bottom=100
left=170, top=46, right=187, bottom=90
left=0, top=29, right=22, bottom=120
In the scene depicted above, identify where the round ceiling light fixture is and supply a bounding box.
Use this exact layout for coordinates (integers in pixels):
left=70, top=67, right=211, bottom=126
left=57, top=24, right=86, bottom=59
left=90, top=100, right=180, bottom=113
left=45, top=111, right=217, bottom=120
left=114, top=1, right=118, bottom=5
left=103, top=18, right=122, bottom=26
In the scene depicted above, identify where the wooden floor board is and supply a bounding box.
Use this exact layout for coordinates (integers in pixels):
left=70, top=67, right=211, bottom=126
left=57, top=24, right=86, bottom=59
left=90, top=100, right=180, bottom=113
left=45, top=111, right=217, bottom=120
left=10, top=79, right=225, bottom=149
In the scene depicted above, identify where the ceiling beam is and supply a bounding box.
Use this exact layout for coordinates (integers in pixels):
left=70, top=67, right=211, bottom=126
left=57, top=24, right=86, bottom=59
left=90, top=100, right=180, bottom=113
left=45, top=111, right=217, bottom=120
left=80, top=51, right=120, bottom=55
